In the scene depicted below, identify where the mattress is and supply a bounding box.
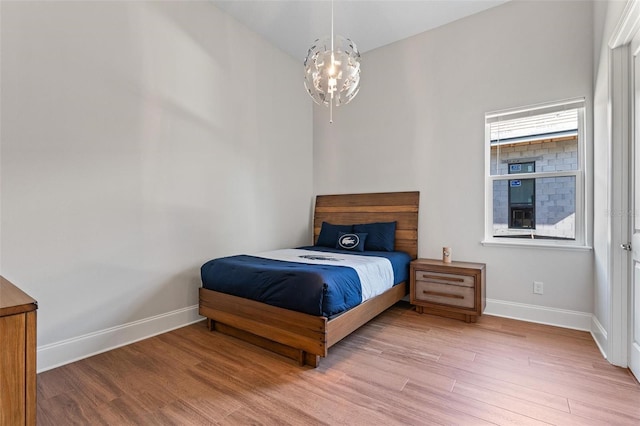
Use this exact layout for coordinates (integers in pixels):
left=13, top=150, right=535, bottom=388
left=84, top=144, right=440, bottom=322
left=200, top=246, right=411, bottom=317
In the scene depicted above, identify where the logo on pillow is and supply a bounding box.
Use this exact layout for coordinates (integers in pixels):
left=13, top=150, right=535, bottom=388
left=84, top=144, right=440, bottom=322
left=338, top=233, right=360, bottom=250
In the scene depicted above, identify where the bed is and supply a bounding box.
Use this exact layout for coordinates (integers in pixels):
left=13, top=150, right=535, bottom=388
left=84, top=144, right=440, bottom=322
left=198, top=191, right=419, bottom=367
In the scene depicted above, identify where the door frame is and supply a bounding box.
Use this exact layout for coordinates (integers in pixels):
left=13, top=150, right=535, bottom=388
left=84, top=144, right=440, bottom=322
left=609, top=0, right=640, bottom=368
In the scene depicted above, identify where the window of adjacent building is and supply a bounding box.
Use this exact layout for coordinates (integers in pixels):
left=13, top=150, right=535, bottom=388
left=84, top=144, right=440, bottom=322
left=485, top=98, right=586, bottom=246
left=508, top=161, right=535, bottom=229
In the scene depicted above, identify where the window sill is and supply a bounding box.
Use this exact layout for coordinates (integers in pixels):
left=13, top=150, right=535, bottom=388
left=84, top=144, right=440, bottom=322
left=481, top=239, right=592, bottom=251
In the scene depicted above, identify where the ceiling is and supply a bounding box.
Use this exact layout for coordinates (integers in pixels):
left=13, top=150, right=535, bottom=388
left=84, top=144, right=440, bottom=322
left=212, top=0, right=511, bottom=60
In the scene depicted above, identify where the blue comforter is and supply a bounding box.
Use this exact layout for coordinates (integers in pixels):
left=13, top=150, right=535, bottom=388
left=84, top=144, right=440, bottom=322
left=200, top=246, right=411, bottom=317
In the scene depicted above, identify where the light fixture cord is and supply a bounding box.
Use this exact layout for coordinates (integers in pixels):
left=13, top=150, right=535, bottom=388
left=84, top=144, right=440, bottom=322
left=330, top=0, right=334, bottom=123
left=331, top=0, right=334, bottom=53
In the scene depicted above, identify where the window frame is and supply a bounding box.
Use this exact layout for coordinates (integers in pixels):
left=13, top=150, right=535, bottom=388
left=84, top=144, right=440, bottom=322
left=483, top=98, right=588, bottom=249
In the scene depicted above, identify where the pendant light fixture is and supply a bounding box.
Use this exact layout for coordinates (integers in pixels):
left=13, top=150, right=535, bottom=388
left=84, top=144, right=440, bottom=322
left=303, top=0, right=361, bottom=123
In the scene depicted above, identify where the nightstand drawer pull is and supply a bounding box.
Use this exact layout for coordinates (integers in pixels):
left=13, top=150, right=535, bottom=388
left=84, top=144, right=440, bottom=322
left=415, top=270, right=474, bottom=287
left=414, top=281, right=475, bottom=308
left=421, top=274, right=464, bottom=283
left=423, top=290, right=464, bottom=299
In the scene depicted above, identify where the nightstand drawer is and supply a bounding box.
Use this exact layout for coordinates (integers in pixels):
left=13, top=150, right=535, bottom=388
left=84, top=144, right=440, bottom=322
left=414, top=280, right=475, bottom=309
left=414, top=270, right=475, bottom=288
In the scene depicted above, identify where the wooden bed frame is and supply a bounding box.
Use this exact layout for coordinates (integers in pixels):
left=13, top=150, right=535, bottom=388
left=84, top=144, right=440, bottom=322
left=198, top=191, right=419, bottom=367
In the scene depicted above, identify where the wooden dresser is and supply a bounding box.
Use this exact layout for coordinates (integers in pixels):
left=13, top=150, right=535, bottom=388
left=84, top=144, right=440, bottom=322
left=0, top=276, right=37, bottom=426
left=410, top=259, right=486, bottom=323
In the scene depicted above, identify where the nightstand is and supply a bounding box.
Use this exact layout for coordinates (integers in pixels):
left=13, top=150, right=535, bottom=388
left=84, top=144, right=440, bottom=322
left=410, top=259, right=486, bottom=323
left=0, top=276, right=37, bottom=425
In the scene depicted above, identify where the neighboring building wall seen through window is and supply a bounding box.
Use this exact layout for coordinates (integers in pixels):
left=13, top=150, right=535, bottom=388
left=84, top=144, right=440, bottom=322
left=485, top=99, right=585, bottom=245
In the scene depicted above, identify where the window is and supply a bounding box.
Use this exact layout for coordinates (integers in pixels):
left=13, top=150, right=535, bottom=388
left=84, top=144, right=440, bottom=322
left=484, top=98, right=586, bottom=247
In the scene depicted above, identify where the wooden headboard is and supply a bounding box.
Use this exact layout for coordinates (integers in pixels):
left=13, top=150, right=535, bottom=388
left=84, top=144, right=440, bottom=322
left=313, top=191, right=420, bottom=259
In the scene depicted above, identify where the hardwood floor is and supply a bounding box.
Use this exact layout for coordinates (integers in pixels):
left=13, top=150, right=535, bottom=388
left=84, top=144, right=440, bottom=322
left=37, top=302, right=640, bottom=425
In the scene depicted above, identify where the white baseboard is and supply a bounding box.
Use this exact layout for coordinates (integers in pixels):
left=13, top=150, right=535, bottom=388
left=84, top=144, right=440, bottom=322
left=484, top=298, right=592, bottom=331
left=37, top=305, right=203, bottom=373
left=591, top=315, right=608, bottom=359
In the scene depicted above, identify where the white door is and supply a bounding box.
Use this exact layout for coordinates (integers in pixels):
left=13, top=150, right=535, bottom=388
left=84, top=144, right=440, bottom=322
left=630, top=34, right=640, bottom=381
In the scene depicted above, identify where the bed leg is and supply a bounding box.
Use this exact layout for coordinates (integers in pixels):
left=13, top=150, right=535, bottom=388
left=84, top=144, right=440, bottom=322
left=207, top=318, right=214, bottom=331
left=304, top=352, right=320, bottom=368
left=297, top=351, right=320, bottom=367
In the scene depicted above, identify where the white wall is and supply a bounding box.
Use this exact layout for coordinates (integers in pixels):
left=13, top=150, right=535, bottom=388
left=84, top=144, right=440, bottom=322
left=0, top=1, right=312, bottom=370
left=314, top=1, right=595, bottom=324
left=592, top=0, right=612, bottom=357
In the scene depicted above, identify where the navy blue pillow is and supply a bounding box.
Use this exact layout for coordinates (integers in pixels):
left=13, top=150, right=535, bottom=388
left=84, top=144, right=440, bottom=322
left=316, top=222, right=353, bottom=247
left=336, top=232, right=368, bottom=252
left=353, top=221, right=397, bottom=251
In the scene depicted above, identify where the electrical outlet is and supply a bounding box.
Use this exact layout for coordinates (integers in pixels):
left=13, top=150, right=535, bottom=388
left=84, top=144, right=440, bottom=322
left=533, top=281, right=544, bottom=295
